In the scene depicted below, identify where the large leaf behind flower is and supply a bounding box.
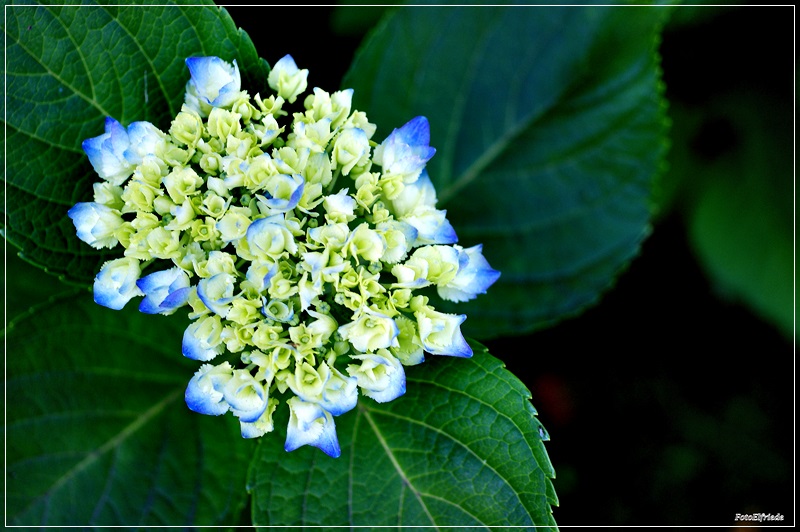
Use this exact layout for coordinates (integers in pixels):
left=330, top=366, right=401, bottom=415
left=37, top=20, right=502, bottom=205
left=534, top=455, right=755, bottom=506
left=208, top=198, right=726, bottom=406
left=344, top=5, right=669, bottom=337
left=249, top=342, right=557, bottom=528
left=4, top=290, right=254, bottom=526
left=1, top=1, right=269, bottom=284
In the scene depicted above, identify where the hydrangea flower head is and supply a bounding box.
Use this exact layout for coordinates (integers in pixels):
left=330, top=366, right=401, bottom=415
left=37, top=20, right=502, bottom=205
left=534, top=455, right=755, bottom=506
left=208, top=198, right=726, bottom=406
left=68, top=55, right=500, bottom=458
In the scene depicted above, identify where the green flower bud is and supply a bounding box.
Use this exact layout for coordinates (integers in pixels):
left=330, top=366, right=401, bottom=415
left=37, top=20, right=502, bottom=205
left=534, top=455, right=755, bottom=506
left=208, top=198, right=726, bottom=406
left=408, top=245, right=460, bottom=285
left=267, top=55, right=308, bottom=104
left=199, top=151, right=223, bottom=175
left=231, top=91, right=260, bottom=123
left=165, top=198, right=197, bottom=231
left=346, top=223, right=386, bottom=263
left=390, top=315, right=425, bottom=366
left=170, top=109, right=205, bottom=146
left=121, top=180, right=160, bottom=214
left=343, top=110, right=377, bottom=139
left=227, top=298, right=262, bottom=326
left=113, top=221, right=136, bottom=249
left=303, top=152, right=333, bottom=187
left=207, top=107, right=242, bottom=140
left=146, top=226, right=181, bottom=260
left=200, top=192, right=228, bottom=219
left=157, top=143, right=191, bottom=167
left=153, top=195, right=176, bottom=216
left=190, top=217, right=219, bottom=243
left=379, top=173, right=405, bottom=200
left=268, top=271, right=299, bottom=300
left=252, top=114, right=283, bottom=147
left=254, top=94, right=286, bottom=117
left=93, top=182, right=124, bottom=210
left=251, top=323, right=286, bottom=351
left=331, top=127, right=370, bottom=176
left=163, top=166, right=203, bottom=204
left=263, top=299, right=295, bottom=324
left=139, top=155, right=169, bottom=187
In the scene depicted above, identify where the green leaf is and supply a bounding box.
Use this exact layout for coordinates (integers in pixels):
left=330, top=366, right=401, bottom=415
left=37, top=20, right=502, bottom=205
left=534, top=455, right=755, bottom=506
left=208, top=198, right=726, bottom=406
left=677, top=94, right=794, bottom=338
left=4, top=293, right=254, bottom=526
left=343, top=6, right=669, bottom=337
left=248, top=342, right=557, bottom=527
left=1, top=249, right=77, bottom=325
left=331, top=4, right=397, bottom=37
left=1, top=1, right=269, bottom=284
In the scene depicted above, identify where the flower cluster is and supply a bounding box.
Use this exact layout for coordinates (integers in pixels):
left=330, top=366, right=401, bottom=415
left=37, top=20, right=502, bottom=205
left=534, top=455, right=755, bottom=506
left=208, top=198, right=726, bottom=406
left=68, top=55, right=499, bottom=457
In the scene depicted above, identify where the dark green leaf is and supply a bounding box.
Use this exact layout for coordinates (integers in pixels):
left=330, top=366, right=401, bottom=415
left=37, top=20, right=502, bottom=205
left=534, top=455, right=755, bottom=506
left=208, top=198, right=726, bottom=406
left=1, top=1, right=269, bottom=284
left=5, top=293, right=254, bottom=526
left=248, top=342, right=557, bottom=527
left=1, top=250, right=80, bottom=326
left=675, top=95, right=793, bottom=338
left=331, top=4, right=397, bottom=37
left=343, top=6, right=669, bottom=337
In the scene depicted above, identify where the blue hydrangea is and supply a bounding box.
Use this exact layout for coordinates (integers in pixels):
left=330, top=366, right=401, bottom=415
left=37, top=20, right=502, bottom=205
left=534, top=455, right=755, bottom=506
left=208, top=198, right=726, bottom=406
left=68, top=55, right=500, bottom=458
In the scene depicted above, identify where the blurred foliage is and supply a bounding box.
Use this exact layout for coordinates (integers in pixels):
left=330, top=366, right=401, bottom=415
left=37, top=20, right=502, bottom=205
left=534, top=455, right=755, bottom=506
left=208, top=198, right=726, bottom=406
left=658, top=5, right=794, bottom=339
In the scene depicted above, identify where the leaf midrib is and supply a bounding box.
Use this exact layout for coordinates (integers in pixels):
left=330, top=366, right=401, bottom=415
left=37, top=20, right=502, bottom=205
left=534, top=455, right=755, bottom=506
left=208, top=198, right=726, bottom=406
left=365, top=406, right=535, bottom=524
left=11, top=388, right=182, bottom=523
left=5, top=4, right=114, bottom=119
left=359, top=405, right=439, bottom=530
left=437, top=10, right=574, bottom=206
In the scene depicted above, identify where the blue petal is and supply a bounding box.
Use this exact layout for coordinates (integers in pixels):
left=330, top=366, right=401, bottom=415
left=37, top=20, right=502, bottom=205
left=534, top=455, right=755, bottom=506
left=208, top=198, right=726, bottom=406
left=429, top=212, right=458, bottom=244
left=196, top=273, right=236, bottom=317
left=185, top=56, right=240, bottom=107
left=185, top=367, right=230, bottom=416
left=273, top=54, right=300, bottom=74
left=136, top=268, right=191, bottom=315
left=437, top=244, right=501, bottom=302
left=185, top=57, right=218, bottom=97
left=93, top=258, right=142, bottom=310
left=435, top=316, right=472, bottom=358
left=240, top=420, right=264, bottom=438
left=81, top=136, right=105, bottom=167
left=285, top=399, right=341, bottom=458
left=93, top=286, right=128, bottom=310
left=319, top=368, right=358, bottom=416
left=160, top=286, right=192, bottom=312
left=445, top=331, right=473, bottom=358
left=405, top=209, right=458, bottom=245
left=469, top=265, right=501, bottom=294
left=379, top=116, right=436, bottom=179
left=224, top=372, right=268, bottom=423
left=67, top=202, right=99, bottom=244
left=367, top=363, right=406, bottom=403
left=81, top=117, right=134, bottom=184
left=182, top=320, right=223, bottom=361
left=124, top=121, right=163, bottom=165
left=395, top=116, right=431, bottom=147
left=138, top=296, right=162, bottom=315
left=257, top=174, right=305, bottom=212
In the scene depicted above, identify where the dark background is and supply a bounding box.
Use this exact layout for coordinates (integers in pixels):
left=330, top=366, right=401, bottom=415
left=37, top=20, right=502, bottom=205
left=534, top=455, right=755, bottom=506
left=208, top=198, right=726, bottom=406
left=226, top=5, right=794, bottom=526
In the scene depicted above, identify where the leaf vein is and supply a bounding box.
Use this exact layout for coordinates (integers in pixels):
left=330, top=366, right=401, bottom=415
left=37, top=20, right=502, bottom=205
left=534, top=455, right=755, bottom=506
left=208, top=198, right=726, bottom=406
left=360, top=406, right=439, bottom=530
left=6, top=6, right=113, bottom=118
left=43, top=3, right=97, bottom=102
left=11, top=388, right=181, bottom=522
left=97, top=4, right=176, bottom=119
left=363, top=406, right=535, bottom=525
left=2, top=120, right=86, bottom=155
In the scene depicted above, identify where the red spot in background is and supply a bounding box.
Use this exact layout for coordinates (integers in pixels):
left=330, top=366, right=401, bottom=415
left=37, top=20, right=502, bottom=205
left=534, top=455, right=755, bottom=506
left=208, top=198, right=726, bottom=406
left=532, top=373, right=574, bottom=428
